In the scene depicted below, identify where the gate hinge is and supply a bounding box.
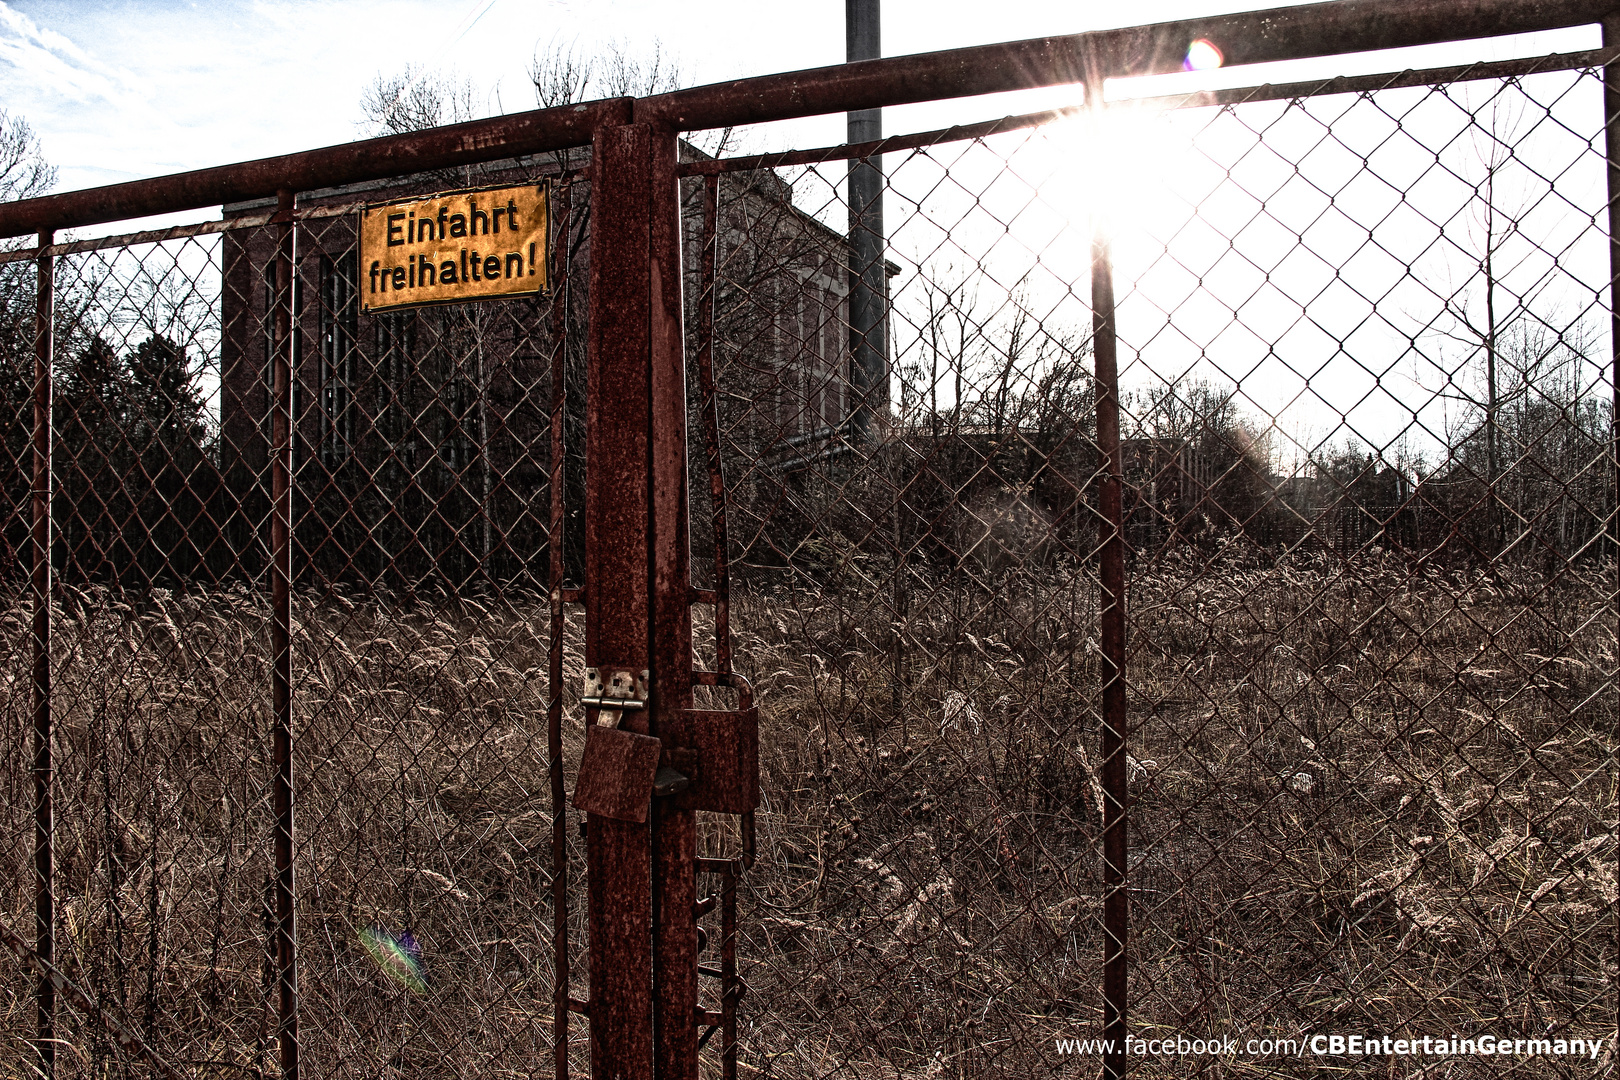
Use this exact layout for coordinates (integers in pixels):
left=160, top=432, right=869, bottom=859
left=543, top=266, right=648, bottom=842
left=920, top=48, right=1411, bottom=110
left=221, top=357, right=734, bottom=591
left=582, top=666, right=649, bottom=710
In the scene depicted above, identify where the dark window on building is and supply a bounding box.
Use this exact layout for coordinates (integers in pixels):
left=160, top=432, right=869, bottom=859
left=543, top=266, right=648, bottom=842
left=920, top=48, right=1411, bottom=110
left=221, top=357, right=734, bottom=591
left=318, top=252, right=358, bottom=464
left=262, top=258, right=301, bottom=444
left=375, top=311, right=415, bottom=469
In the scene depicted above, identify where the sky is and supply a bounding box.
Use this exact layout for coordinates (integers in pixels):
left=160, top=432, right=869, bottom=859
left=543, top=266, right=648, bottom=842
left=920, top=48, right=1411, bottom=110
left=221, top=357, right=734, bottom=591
left=2, top=0, right=1610, bottom=465
left=0, top=0, right=1596, bottom=198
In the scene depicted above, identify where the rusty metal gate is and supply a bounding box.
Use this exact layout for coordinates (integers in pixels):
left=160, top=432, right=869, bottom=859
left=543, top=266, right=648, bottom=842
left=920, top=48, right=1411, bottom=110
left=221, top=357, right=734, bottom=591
left=1, top=1, right=1617, bottom=1078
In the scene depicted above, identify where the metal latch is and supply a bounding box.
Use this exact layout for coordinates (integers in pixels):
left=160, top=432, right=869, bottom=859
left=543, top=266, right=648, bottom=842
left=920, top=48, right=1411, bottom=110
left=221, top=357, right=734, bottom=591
left=679, top=706, right=760, bottom=814
left=582, top=666, right=649, bottom=710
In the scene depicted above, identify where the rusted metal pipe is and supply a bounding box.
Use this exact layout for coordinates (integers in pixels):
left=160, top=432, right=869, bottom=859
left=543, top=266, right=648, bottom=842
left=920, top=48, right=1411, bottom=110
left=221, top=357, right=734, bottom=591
left=0, top=99, right=633, bottom=238
left=4, top=2, right=1609, bottom=239
left=31, top=226, right=54, bottom=1080
left=695, top=175, right=733, bottom=676
left=1086, top=78, right=1130, bottom=1080
left=675, top=45, right=1615, bottom=181
left=270, top=188, right=300, bottom=1080
left=720, top=860, right=738, bottom=1080
left=584, top=122, right=655, bottom=1080
left=636, top=0, right=1613, bottom=130
left=548, top=177, right=573, bottom=1080
left=1130, top=45, right=1617, bottom=110
left=648, top=121, right=699, bottom=1080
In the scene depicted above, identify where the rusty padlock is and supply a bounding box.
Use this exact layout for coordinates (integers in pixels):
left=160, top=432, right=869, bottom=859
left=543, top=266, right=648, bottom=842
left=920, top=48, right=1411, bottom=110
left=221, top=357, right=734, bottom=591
left=572, top=723, right=662, bottom=823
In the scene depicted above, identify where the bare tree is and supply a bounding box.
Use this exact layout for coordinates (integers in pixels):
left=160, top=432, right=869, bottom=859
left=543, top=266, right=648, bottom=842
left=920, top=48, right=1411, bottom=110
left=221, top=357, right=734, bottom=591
left=529, top=39, right=741, bottom=158
left=1416, top=97, right=1543, bottom=552
left=529, top=38, right=683, bottom=107
left=0, top=108, right=54, bottom=578
left=358, top=65, right=481, bottom=138
left=0, top=108, right=56, bottom=206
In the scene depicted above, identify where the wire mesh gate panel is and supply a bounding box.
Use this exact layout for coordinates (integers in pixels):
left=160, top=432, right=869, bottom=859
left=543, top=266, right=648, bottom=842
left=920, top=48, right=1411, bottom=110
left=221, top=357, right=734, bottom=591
left=2, top=2, right=1618, bottom=1078
left=1, top=159, right=593, bottom=1077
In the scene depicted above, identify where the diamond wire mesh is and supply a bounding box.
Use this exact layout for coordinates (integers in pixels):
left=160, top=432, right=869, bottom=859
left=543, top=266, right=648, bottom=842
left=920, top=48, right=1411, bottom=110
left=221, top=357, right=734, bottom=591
left=702, top=63, right=1615, bottom=1079
left=0, top=161, right=595, bottom=1076
left=5, top=226, right=278, bottom=1076
left=0, top=51, right=1615, bottom=1080
left=700, top=124, right=1112, bottom=1079
left=1, top=243, right=39, bottom=1068
left=1111, top=69, right=1617, bottom=1077
left=272, top=165, right=590, bottom=1077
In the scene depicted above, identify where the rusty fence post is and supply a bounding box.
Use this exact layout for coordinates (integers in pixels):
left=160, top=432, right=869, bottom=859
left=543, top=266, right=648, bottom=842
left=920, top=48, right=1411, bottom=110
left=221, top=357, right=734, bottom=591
left=578, top=115, right=698, bottom=1080
left=32, top=226, right=55, bottom=1080
left=644, top=118, right=696, bottom=1080
left=549, top=176, right=573, bottom=1080
left=647, top=121, right=698, bottom=1080
left=584, top=119, right=656, bottom=1080
left=1086, top=79, right=1130, bottom=1080
left=1603, top=22, right=1620, bottom=1046
left=270, top=188, right=300, bottom=1080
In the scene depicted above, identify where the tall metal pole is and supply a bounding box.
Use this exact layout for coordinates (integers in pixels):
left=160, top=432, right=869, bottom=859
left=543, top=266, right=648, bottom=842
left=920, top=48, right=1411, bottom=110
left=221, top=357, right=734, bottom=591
left=584, top=121, right=655, bottom=1080
left=1601, top=29, right=1620, bottom=1064
left=847, top=0, right=887, bottom=440
left=648, top=123, right=699, bottom=1080
left=1085, top=67, right=1130, bottom=1080
left=32, top=226, right=55, bottom=1080
left=548, top=178, right=573, bottom=1080
left=270, top=188, right=300, bottom=1080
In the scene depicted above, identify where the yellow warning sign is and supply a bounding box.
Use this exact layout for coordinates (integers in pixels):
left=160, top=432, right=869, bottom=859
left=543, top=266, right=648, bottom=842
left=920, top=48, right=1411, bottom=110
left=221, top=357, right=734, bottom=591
left=359, top=181, right=548, bottom=312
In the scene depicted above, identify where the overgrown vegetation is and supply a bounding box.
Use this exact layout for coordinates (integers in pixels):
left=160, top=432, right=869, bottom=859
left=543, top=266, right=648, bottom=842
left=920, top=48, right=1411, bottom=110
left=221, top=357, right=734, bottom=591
left=2, top=545, right=1611, bottom=1077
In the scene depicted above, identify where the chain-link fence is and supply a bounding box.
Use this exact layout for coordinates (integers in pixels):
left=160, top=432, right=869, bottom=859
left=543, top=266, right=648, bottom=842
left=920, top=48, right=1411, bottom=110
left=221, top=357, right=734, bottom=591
left=2, top=6, right=1618, bottom=1079
left=1, top=161, right=598, bottom=1077
left=685, top=45, right=1618, bottom=1078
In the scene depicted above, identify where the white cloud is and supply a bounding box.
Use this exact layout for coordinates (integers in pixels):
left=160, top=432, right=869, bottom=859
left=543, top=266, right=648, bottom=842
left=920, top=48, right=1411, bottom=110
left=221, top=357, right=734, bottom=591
left=0, top=2, right=148, bottom=109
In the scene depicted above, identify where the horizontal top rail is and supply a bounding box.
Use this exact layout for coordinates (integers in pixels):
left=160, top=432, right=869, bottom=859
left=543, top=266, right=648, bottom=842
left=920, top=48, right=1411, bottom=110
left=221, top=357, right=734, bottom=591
left=0, top=195, right=395, bottom=265
left=0, top=98, right=632, bottom=239
left=674, top=43, right=1612, bottom=178
left=0, top=0, right=1612, bottom=237
left=635, top=0, right=1616, bottom=129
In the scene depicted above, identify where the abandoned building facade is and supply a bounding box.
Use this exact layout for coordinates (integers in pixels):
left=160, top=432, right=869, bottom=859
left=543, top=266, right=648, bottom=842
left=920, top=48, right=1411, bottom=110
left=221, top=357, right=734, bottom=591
left=217, top=148, right=885, bottom=582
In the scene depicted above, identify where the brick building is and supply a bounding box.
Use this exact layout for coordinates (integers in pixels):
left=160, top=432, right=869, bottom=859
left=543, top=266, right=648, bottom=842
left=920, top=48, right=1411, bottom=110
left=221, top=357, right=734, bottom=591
left=217, top=147, right=884, bottom=583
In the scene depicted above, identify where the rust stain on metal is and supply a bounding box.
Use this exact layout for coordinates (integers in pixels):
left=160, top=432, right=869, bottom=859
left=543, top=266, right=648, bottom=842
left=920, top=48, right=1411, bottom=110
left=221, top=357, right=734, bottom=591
left=573, top=725, right=663, bottom=823
left=584, top=120, right=655, bottom=1080
left=682, top=708, right=759, bottom=815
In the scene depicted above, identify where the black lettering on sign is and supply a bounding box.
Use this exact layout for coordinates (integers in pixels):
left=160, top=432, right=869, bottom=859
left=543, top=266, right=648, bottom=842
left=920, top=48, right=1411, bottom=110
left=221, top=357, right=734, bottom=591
left=361, top=182, right=547, bottom=311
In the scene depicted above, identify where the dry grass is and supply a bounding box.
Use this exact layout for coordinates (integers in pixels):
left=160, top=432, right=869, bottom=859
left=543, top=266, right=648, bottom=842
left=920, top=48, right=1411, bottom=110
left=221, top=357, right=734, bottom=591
left=0, top=547, right=1614, bottom=1078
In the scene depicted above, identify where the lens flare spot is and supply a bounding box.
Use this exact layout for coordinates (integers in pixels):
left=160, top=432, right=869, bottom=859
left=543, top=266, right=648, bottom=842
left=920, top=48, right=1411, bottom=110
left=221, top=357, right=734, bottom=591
left=1184, top=39, right=1223, bottom=72
left=360, top=927, right=426, bottom=994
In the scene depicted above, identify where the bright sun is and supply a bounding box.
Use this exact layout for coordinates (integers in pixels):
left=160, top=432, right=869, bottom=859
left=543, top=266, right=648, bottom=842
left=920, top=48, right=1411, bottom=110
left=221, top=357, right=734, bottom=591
left=1037, top=97, right=1185, bottom=263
